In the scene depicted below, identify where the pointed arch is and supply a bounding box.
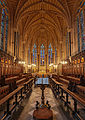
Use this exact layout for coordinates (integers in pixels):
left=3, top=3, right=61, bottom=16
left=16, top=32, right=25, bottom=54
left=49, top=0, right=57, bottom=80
left=0, top=0, right=8, bottom=52
left=33, top=44, right=37, bottom=64
left=40, top=44, right=45, bottom=65
left=48, top=44, right=52, bottom=64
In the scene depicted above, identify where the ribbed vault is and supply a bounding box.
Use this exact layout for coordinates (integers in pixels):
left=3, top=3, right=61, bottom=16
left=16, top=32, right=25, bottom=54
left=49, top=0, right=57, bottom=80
left=6, top=0, right=81, bottom=52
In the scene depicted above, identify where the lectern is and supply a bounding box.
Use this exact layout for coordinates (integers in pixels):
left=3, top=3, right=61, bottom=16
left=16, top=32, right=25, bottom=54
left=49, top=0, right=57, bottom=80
left=33, top=82, right=53, bottom=120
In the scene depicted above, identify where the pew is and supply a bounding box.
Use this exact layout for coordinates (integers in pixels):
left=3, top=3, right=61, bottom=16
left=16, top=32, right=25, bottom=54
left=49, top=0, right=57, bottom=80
left=52, top=74, right=80, bottom=86
left=51, top=78, right=63, bottom=86
left=59, top=77, right=69, bottom=85
left=59, top=75, right=80, bottom=84
left=16, top=77, right=27, bottom=86
left=0, top=85, right=9, bottom=99
left=52, top=74, right=69, bottom=86
left=66, top=76, right=80, bottom=84
left=0, top=86, right=23, bottom=106
left=52, top=74, right=85, bottom=98
left=23, top=78, right=34, bottom=94
left=76, top=85, right=85, bottom=98
left=49, top=77, right=63, bottom=97
left=0, top=77, right=34, bottom=120
left=0, top=73, right=33, bottom=99
left=50, top=77, right=85, bottom=120
left=5, top=76, right=19, bottom=84
left=60, top=86, right=85, bottom=107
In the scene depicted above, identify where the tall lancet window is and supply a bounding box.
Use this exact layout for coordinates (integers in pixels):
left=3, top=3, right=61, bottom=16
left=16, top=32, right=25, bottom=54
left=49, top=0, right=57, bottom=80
left=40, top=44, right=45, bottom=65
left=33, top=44, right=37, bottom=64
left=0, top=1, right=8, bottom=51
left=1, top=9, right=5, bottom=50
left=55, top=47, right=57, bottom=64
left=48, top=44, right=52, bottom=64
left=80, top=10, right=85, bottom=50
left=5, top=15, right=8, bottom=52
left=77, top=16, right=80, bottom=52
left=28, top=48, right=30, bottom=64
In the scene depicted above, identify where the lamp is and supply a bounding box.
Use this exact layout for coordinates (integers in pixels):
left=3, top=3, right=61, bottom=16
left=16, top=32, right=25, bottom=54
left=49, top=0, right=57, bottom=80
left=32, top=64, right=36, bottom=67
left=49, top=63, right=54, bottom=67
left=18, top=61, right=26, bottom=65
left=60, top=61, right=67, bottom=64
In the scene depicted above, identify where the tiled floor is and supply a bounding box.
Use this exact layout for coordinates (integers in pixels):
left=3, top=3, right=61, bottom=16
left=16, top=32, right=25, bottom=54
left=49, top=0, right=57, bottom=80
left=11, top=87, right=72, bottom=120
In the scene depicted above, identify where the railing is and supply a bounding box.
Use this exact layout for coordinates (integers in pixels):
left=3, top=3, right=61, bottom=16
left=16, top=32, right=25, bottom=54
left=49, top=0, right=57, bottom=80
left=49, top=77, right=85, bottom=120
left=0, top=78, right=34, bottom=120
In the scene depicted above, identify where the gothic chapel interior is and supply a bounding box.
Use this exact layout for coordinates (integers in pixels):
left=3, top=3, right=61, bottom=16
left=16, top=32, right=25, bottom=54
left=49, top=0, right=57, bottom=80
left=0, top=0, right=85, bottom=120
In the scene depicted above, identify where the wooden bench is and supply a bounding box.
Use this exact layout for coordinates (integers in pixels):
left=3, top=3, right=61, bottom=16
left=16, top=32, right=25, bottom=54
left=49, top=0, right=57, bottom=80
left=23, top=78, right=34, bottom=93
left=0, top=85, right=9, bottom=99
left=16, top=78, right=27, bottom=86
left=0, top=86, right=24, bottom=120
left=0, top=77, right=34, bottom=120
left=66, top=76, right=80, bottom=84
left=50, top=78, right=85, bottom=120
left=60, top=86, right=85, bottom=108
left=24, top=78, right=34, bottom=85
left=5, top=76, right=19, bottom=84
left=60, top=75, right=80, bottom=84
left=51, top=78, right=63, bottom=85
left=76, top=85, right=85, bottom=98
left=59, top=77, right=69, bottom=85
left=0, top=86, right=23, bottom=106
left=51, top=75, right=68, bottom=87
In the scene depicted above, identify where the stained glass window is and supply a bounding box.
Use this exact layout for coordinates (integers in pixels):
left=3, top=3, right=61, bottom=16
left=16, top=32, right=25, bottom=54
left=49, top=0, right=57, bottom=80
left=5, top=15, right=8, bottom=52
left=80, top=0, right=84, bottom=5
left=55, top=47, right=57, bottom=64
left=66, top=32, right=70, bottom=57
left=40, top=44, right=45, bottom=65
left=5, top=8, right=8, bottom=13
left=81, top=2, right=85, bottom=8
left=3, top=0, right=6, bottom=6
left=66, top=33, right=68, bottom=57
left=80, top=10, right=85, bottom=50
left=67, top=32, right=69, bottom=57
left=1, top=9, right=5, bottom=50
left=28, top=48, right=30, bottom=64
left=0, top=1, right=3, bottom=6
left=33, top=44, right=37, bottom=64
left=0, top=1, right=8, bottom=51
left=48, top=44, right=52, bottom=64
left=77, top=16, right=80, bottom=52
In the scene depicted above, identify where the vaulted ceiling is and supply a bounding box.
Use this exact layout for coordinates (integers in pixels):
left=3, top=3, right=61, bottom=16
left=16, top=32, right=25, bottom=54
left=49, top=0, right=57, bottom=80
left=6, top=0, right=81, bottom=50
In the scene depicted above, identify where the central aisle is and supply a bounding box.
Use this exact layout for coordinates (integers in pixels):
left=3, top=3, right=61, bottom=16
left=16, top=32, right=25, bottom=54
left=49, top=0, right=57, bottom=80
left=13, top=87, right=70, bottom=120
